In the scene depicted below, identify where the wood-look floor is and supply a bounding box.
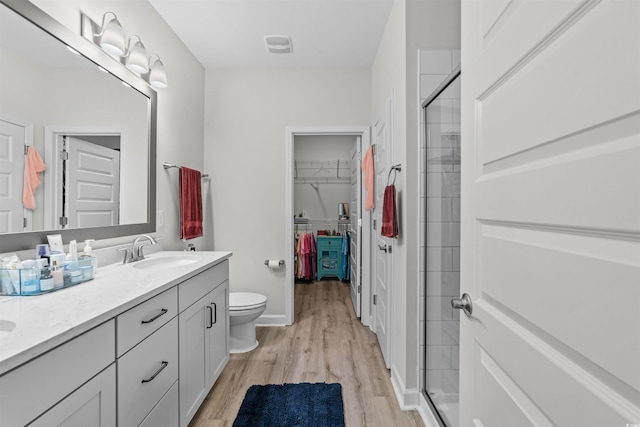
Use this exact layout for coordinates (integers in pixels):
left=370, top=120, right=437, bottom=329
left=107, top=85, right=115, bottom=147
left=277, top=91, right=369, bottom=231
left=190, top=280, right=425, bottom=427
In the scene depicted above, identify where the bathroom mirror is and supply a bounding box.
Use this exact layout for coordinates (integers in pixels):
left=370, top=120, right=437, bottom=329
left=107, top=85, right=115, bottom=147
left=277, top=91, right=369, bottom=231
left=0, top=0, right=156, bottom=252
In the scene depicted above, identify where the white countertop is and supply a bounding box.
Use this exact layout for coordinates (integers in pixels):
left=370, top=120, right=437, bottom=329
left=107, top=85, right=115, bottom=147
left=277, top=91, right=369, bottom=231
left=0, top=251, right=232, bottom=376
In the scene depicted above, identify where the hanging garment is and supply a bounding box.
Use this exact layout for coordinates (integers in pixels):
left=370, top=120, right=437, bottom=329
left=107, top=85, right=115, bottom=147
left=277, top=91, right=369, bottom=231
left=381, top=184, right=398, bottom=238
left=362, top=146, right=375, bottom=210
left=180, top=167, right=203, bottom=239
left=341, top=234, right=350, bottom=281
left=23, top=146, right=46, bottom=210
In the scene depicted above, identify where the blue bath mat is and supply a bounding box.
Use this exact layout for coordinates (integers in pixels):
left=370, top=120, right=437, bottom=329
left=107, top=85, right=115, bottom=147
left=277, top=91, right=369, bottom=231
left=233, top=382, right=345, bottom=427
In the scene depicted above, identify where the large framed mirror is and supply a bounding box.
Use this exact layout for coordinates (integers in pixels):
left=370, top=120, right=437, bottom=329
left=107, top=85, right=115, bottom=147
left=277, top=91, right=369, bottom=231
left=0, top=0, right=156, bottom=252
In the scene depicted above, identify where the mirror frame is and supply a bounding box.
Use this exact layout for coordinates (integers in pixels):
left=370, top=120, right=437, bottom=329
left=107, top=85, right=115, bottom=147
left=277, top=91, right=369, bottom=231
left=0, top=0, right=157, bottom=252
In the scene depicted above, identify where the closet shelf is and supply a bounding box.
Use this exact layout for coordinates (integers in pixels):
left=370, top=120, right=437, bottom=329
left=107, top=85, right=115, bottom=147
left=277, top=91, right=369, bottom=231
left=294, top=177, right=350, bottom=184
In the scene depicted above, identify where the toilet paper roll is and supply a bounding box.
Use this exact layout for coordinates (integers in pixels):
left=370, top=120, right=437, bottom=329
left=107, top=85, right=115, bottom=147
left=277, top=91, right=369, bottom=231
left=268, top=260, right=281, bottom=269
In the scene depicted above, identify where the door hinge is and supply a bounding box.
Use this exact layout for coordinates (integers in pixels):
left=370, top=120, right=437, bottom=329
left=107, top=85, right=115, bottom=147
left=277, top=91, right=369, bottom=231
left=358, top=285, right=361, bottom=293
left=59, top=150, right=68, bottom=161
left=373, top=219, right=377, bottom=230
left=373, top=295, right=377, bottom=305
left=59, top=216, right=68, bottom=226
left=24, top=145, right=29, bottom=155
left=23, top=218, right=27, bottom=228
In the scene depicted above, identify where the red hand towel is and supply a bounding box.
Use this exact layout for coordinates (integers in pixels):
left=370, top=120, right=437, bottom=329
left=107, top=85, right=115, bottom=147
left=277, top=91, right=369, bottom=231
left=180, top=167, right=203, bottom=240
left=381, top=185, right=398, bottom=238
left=23, top=146, right=46, bottom=209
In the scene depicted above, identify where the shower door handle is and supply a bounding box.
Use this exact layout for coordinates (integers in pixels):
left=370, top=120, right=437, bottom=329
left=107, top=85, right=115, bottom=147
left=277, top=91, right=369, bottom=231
left=451, top=293, right=473, bottom=317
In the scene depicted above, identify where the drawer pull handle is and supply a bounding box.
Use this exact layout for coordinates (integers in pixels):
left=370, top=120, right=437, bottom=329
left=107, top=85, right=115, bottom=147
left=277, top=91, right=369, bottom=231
left=142, top=361, right=168, bottom=383
left=141, top=308, right=168, bottom=324
left=213, top=302, right=217, bottom=325
left=206, top=305, right=213, bottom=329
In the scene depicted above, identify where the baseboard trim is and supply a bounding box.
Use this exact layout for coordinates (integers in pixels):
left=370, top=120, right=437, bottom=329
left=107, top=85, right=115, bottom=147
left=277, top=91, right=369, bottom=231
left=255, top=314, right=287, bottom=327
left=390, top=365, right=441, bottom=427
left=390, top=365, right=420, bottom=409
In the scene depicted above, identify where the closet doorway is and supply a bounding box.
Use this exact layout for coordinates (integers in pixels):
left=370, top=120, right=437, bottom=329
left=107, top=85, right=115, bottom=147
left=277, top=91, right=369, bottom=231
left=285, top=127, right=371, bottom=326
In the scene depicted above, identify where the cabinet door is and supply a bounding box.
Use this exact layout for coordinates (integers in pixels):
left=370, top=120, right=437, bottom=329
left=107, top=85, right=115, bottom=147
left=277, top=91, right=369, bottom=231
left=178, top=294, right=209, bottom=427
left=29, top=364, right=116, bottom=427
left=207, top=281, right=229, bottom=386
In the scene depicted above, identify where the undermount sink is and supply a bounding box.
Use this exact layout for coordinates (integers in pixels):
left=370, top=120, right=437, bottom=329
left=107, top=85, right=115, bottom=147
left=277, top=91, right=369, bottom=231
left=132, top=254, right=201, bottom=270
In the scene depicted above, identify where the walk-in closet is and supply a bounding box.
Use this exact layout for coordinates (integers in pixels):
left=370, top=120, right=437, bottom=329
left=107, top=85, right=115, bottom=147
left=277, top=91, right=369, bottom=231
left=293, top=135, right=356, bottom=284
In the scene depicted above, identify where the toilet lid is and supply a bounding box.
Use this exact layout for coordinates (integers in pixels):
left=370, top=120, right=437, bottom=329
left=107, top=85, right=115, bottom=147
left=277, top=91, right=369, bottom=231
left=229, top=292, right=267, bottom=310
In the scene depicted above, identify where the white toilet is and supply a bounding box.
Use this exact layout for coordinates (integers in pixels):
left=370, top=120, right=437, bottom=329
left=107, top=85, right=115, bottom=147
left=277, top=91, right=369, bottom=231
left=229, top=292, right=267, bottom=353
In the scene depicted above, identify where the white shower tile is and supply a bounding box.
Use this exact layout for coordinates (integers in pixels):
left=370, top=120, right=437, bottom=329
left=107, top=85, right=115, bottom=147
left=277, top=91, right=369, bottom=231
left=427, top=222, right=460, bottom=247
left=452, top=346, right=460, bottom=369
left=452, top=247, right=460, bottom=271
left=421, top=49, right=453, bottom=74
left=426, top=345, right=453, bottom=369
left=427, top=198, right=453, bottom=222
left=426, top=321, right=459, bottom=346
left=427, top=297, right=452, bottom=321
left=421, top=74, right=448, bottom=99
left=441, top=370, right=460, bottom=394
left=451, top=198, right=461, bottom=222
left=426, top=247, right=453, bottom=272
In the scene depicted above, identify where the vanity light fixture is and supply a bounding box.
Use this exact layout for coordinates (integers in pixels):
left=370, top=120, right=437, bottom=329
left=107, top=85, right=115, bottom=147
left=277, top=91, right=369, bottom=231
left=123, top=35, right=149, bottom=74
left=94, top=12, right=126, bottom=56
left=147, top=54, right=167, bottom=89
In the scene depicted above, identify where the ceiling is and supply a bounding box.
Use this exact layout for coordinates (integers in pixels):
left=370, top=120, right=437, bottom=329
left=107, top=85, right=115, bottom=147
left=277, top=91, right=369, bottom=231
left=148, top=0, right=395, bottom=69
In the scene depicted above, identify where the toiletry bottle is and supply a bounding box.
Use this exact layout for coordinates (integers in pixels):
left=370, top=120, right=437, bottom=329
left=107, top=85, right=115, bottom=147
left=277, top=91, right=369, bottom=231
left=51, top=257, right=64, bottom=289
left=40, top=264, right=54, bottom=292
left=36, top=244, right=50, bottom=265
left=81, top=239, right=97, bottom=278
left=20, top=260, right=40, bottom=295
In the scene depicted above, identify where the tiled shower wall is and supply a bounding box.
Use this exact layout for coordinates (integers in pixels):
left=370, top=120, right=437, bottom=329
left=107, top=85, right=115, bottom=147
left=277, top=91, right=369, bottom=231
left=419, top=49, right=461, bottom=396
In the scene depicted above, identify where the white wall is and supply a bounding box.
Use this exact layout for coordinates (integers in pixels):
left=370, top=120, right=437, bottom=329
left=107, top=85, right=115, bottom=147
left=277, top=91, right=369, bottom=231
left=204, top=69, right=370, bottom=316
left=28, top=0, right=206, bottom=252
left=294, top=135, right=354, bottom=221
left=370, top=0, right=461, bottom=394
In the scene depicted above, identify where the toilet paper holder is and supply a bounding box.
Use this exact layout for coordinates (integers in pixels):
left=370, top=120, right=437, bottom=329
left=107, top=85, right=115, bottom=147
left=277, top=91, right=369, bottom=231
left=265, top=259, right=285, bottom=267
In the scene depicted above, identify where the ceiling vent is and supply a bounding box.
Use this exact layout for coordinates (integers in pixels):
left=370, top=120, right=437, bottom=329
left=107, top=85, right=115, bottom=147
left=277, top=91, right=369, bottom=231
left=264, top=35, right=292, bottom=54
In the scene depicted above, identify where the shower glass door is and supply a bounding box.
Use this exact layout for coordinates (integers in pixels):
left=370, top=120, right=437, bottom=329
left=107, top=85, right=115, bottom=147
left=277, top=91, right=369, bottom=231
left=422, top=68, right=461, bottom=427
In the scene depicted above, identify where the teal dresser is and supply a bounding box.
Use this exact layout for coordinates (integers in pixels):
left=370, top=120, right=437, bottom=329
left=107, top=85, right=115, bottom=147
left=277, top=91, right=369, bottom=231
left=316, top=236, right=344, bottom=280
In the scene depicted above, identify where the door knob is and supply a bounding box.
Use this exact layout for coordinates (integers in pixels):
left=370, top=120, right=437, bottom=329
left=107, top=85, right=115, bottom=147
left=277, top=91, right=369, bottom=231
left=451, top=293, right=473, bottom=316
left=377, top=244, right=388, bottom=253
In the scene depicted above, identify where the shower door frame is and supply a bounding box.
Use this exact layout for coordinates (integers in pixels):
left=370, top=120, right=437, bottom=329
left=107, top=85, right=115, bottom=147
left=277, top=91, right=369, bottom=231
left=421, top=66, right=461, bottom=427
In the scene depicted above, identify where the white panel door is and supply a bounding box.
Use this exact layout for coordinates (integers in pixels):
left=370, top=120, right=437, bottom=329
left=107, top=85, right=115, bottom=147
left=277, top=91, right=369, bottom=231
left=67, top=136, right=120, bottom=228
left=459, top=0, right=640, bottom=425
left=350, top=136, right=362, bottom=317
left=373, top=100, right=392, bottom=369
left=0, top=118, right=26, bottom=233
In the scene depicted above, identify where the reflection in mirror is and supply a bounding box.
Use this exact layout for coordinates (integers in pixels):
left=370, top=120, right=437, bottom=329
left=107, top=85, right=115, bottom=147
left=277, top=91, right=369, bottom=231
left=0, top=0, right=156, bottom=252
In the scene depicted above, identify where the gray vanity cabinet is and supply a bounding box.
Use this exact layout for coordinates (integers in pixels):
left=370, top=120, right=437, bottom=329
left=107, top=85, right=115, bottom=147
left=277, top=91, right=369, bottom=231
left=178, top=260, right=230, bottom=427
left=0, top=321, right=116, bottom=427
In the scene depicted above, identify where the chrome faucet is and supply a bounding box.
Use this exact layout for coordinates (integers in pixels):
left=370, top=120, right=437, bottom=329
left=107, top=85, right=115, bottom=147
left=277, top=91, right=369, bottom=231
left=117, top=235, right=157, bottom=264
left=132, top=235, right=157, bottom=261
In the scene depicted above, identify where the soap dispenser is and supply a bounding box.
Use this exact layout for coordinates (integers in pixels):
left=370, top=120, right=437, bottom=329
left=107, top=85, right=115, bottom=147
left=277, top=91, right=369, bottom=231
left=80, top=239, right=97, bottom=279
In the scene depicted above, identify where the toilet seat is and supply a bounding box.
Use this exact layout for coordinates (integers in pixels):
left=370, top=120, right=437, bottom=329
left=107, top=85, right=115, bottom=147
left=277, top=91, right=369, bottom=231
left=229, top=292, right=267, bottom=311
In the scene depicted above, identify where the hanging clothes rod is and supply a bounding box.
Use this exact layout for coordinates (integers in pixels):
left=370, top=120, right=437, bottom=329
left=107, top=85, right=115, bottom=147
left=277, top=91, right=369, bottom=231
left=163, top=162, right=209, bottom=178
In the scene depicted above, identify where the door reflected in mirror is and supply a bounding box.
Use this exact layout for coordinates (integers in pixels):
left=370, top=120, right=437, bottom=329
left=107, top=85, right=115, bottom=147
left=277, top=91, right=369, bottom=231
left=0, top=1, right=150, bottom=235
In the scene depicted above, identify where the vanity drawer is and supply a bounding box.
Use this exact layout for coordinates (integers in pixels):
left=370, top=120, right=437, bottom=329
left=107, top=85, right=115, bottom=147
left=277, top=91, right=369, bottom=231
left=117, top=286, right=178, bottom=357
left=139, top=380, right=179, bottom=427
left=0, top=320, right=115, bottom=427
left=179, top=260, right=228, bottom=312
left=117, top=317, right=178, bottom=427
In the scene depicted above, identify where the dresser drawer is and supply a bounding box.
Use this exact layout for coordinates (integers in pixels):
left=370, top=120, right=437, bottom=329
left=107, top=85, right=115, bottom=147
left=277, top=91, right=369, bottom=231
left=117, top=286, right=178, bottom=357
left=117, top=317, right=178, bottom=427
left=317, top=237, right=342, bottom=249
left=179, top=260, right=228, bottom=312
